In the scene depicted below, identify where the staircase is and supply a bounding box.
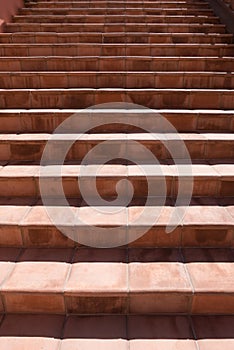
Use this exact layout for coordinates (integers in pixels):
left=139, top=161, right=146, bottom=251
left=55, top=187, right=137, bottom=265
left=0, top=0, right=234, bottom=348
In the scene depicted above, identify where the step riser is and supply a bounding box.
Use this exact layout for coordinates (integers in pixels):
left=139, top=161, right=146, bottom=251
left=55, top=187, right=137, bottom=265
left=1, top=90, right=233, bottom=109
left=0, top=34, right=232, bottom=44
left=0, top=57, right=233, bottom=73
left=1, top=72, right=233, bottom=89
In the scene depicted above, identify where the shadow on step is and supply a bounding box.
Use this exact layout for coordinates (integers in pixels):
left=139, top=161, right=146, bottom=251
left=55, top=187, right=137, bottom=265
left=0, top=247, right=234, bottom=263
left=0, top=314, right=234, bottom=339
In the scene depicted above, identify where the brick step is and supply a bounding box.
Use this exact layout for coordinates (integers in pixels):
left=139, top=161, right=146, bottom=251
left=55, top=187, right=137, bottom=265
left=1, top=56, right=233, bottom=73
left=1, top=71, right=233, bottom=89
left=0, top=204, right=233, bottom=248
left=1, top=43, right=233, bottom=57
left=0, top=246, right=234, bottom=313
left=12, top=15, right=220, bottom=24
left=18, top=8, right=215, bottom=16
left=0, top=109, right=233, bottom=133
left=1, top=33, right=232, bottom=44
left=0, top=314, right=234, bottom=348
left=5, top=22, right=227, bottom=34
left=0, top=164, right=233, bottom=198
left=0, top=88, right=233, bottom=109
left=26, top=1, right=212, bottom=8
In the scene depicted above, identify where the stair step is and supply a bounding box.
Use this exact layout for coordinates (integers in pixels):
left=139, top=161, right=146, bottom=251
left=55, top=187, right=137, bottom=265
left=6, top=23, right=226, bottom=33
left=1, top=71, right=233, bottom=89
left=0, top=205, right=233, bottom=248
left=18, top=8, right=215, bottom=16
left=0, top=164, right=233, bottom=198
left=0, top=33, right=232, bottom=44
left=12, top=15, right=221, bottom=24
left=0, top=56, right=233, bottom=73
left=0, top=247, right=234, bottom=313
left=0, top=109, right=233, bottom=133
left=0, top=202, right=234, bottom=246
left=0, top=43, right=233, bottom=57
left=0, top=88, right=233, bottom=109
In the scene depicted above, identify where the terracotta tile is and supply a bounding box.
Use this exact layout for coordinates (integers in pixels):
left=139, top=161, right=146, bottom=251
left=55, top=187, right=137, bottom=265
left=0, top=248, right=21, bottom=262
left=72, top=248, right=127, bottom=263
left=128, top=316, right=193, bottom=339
left=188, top=263, right=234, bottom=313
left=183, top=206, right=233, bottom=225
left=2, top=261, right=69, bottom=292
left=76, top=206, right=127, bottom=227
left=0, top=205, right=30, bottom=246
left=226, top=206, right=234, bottom=219
left=63, top=315, right=127, bottom=339
left=65, top=294, right=128, bottom=314
left=0, top=166, right=38, bottom=197
left=182, top=248, right=234, bottom=262
left=3, top=293, right=66, bottom=313
left=198, top=340, right=234, bottom=350
left=21, top=206, right=74, bottom=226
left=65, top=262, right=128, bottom=293
left=0, top=337, right=60, bottom=350
left=129, top=263, right=191, bottom=313
left=0, top=206, right=30, bottom=225
left=22, top=226, right=75, bottom=248
left=130, top=340, right=197, bottom=350
left=187, top=262, right=234, bottom=292
left=19, top=248, right=74, bottom=262
left=192, top=315, right=234, bottom=338
left=0, top=314, right=64, bottom=337
left=129, top=263, right=191, bottom=292
left=0, top=262, right=15, bottom=290
left=128, top=226, right=181, bottom=248
left=128, top=248, right=181, bottom=262
left=61, top=339, right=128, bottom=350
